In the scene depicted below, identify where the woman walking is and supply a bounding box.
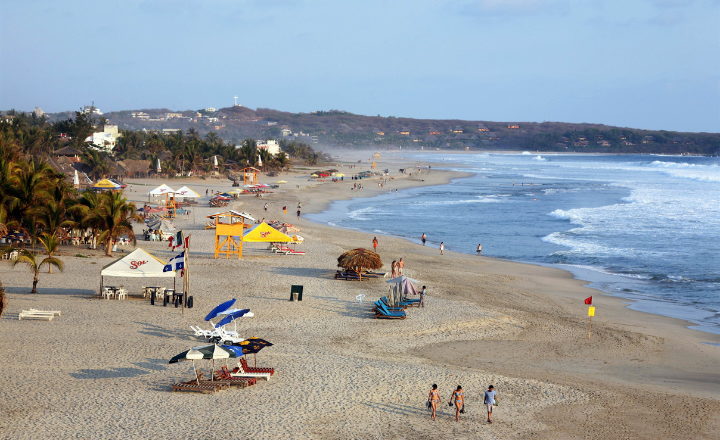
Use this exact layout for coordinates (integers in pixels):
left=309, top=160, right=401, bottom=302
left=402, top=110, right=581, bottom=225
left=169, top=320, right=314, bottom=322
left=391, top=260, right=397, bottom=278
left=428, top=384, right=441, bottom=421
left=477, top=243, right=482, bottom=256
left=421, top=233, right=426, bottom=246
left=440, top=242, right=444, bottom=255
left=450, top=386, right=464, bottom=421
left=372, top=237, right=378, bottom=251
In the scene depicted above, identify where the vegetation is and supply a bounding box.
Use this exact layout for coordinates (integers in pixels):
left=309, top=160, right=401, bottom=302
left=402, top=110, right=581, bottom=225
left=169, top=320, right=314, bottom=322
left=12, top=249, right=65, bottom=293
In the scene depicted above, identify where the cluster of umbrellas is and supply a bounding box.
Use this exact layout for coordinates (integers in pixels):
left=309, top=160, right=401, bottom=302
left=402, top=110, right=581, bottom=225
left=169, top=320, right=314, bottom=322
left=386, top=275, right=419, bottom=307
left=169, top=299, right=273, bottom=384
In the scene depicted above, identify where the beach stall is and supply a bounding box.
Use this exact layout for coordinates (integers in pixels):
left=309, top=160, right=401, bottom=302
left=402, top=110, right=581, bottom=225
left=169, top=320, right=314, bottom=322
left=99, top=248, right=176, bottom=297
left=148, top=184, right=175, bottom=198
left=174, top=186, right=200, bottom=200
left=91, top=178, right=126, bottom=192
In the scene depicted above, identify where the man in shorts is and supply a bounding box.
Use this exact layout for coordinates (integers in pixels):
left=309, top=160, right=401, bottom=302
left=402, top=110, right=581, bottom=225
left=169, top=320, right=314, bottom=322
left=484, top=385, right=497, bottom=423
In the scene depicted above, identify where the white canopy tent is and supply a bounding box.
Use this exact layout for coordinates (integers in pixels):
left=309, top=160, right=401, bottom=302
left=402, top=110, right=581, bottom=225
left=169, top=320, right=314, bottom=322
left=100, top=248, right=175, bottom=294
left=174, top=186, right=201, bottom=199
left=148, top=184, right=175, bottom=197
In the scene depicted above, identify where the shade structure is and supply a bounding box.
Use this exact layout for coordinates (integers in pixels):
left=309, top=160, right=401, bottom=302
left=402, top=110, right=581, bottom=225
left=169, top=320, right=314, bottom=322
left=100, top=248, right=175, bottom=278
left=237, top=337, right=274, bottom=354
left=276, top=180, right=287, bottom=184
left=337, top=248, right=383, bottom=275
left=148, top=184, right=175, bottom=197
left=215, top=309, right=250, bottom=328
left=205, top=299, right=236, bottom=321
left=147, top=219, right=176, bottom=234
left=169, top=344, right=238, bottom=363
left=335, top=173, right=344, bottom=177
left=242, top=222, right=293, bottom=242
left=91, top=178, right=125, bottom=190
left=174, top=186, right=200, bottom=199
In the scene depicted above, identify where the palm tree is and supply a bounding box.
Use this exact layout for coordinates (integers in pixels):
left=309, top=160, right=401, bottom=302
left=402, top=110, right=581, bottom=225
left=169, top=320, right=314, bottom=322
left=85, top=191, right=141, bottom=257
left=37, top=232, right=61, bottom=273
left=81, top=149, right=110, bottom=180
left=12, top=249, right=64, bottom=293
left=70, top=190, right=101, bottom=249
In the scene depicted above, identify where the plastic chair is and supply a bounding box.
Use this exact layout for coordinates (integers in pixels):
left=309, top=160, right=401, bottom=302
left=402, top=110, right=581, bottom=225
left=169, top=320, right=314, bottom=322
left=356, top=294, right=365, bottom=304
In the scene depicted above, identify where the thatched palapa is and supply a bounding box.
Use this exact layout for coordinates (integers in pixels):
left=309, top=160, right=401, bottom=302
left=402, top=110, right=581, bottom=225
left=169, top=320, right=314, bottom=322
left=337, top=248, right=382, bottom=280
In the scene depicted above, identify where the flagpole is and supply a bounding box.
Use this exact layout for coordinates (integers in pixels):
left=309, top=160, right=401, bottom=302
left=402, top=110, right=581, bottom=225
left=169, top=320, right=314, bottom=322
left=588, top=315, right=592, bottom=340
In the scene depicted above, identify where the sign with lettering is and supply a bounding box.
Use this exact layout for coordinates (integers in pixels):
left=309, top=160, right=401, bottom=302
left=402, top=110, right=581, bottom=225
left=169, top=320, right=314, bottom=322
left=130, top=260, right=148, bottom=270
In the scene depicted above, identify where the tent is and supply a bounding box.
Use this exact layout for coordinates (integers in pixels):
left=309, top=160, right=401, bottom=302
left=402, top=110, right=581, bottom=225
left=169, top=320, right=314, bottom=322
left=174, top=186, right=200, bottom=199
left=91, top=178, right=126, bottom=191
left=100, top=248, right=175, bottom=293
left=243, top=222, right=293, bottom=242
left=148, top=184, right=175, bottom=197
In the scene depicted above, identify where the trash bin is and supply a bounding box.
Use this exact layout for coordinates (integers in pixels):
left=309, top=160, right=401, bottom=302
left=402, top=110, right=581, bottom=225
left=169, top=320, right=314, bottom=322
left=163, top=295, right=169, bottom=307
left=290, top=285, right=303, bottom=301
left=150, top=291, right=155, bottom=306
left=187, top=296, right=194, bottom=309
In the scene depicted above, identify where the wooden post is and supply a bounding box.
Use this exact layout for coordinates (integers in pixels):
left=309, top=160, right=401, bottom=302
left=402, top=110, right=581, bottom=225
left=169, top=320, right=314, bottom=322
left=588, top=315, right=592, bottom=340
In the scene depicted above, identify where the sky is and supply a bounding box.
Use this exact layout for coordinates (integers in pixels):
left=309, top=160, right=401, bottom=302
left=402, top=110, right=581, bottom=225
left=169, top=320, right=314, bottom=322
left=1, top=0, right=719, bottom=132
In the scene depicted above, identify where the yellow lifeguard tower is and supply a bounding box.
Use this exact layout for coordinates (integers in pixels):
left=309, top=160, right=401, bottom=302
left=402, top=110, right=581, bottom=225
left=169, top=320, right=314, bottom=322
left=374, top=152, right=382, bottom=158
left=163, top=192, right=177, bottom=219
left=212, top=210, right=255, bottom=259
left=242, top=167, right=260, bottom=186
left=371, top=162, right=377, bottom=169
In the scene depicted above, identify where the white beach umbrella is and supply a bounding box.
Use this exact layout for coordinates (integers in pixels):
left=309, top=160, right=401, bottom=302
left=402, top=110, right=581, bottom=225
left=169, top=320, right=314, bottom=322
left=258, top=155, right=263, bottom=167
left=157, top=159, right=161, bottom=172
left=73, top=170, right=79, bottom=186
left=213, top=155, right=218, bottom=166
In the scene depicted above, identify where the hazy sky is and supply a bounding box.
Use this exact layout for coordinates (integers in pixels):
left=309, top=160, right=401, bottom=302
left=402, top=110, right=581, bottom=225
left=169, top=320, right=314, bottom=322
left=1, top=0, right=718, bottom=132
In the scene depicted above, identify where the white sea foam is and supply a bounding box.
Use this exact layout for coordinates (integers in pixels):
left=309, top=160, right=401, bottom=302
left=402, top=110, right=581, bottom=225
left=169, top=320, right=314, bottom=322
left=533, top=155, right=547, bottom=161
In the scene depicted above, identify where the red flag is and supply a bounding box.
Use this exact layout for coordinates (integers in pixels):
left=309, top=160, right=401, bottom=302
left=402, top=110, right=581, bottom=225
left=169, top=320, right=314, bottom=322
left=584, top=296, right=593, bottom=305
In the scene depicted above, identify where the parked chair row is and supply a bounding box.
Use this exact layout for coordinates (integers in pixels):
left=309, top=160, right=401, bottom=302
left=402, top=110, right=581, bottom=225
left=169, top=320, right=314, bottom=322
left=18, top=309, right=61, bottom=321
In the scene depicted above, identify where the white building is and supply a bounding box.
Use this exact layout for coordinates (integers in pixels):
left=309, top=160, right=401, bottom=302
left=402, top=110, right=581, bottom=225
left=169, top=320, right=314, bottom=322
left=205, top=107, right=216, bottom=112
left=83, top=106, right=103, bottom=115
left=256, top=140, right=281, bottom=155
left=85, top=125, right=121, bottom=152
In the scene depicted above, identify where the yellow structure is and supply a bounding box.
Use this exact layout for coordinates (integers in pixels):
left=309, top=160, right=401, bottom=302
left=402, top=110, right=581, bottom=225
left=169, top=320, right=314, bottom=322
left=374, top=152, right=382, bottom=158
left=242, top=167, right=260, bottom=186
left=371, top=162, right=377, bottom=169
left=242, top=222, right=293, bottom=243
left=212, top=210, right=254, bottom=259
left=163, top=192, right=177, bottom=219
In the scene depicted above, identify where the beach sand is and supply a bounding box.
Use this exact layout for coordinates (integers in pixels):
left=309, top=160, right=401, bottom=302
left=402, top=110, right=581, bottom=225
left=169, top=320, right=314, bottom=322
left=1, top=152, right=718, bottom=439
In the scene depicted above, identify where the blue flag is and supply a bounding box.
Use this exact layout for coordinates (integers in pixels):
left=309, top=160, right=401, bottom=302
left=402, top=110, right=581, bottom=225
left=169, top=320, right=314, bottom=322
left=163, top=251, right=185, bottom=272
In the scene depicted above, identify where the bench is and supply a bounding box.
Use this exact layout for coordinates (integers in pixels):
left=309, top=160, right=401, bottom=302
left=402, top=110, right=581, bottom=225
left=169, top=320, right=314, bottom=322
left=19, top=310, right=61, bottom=321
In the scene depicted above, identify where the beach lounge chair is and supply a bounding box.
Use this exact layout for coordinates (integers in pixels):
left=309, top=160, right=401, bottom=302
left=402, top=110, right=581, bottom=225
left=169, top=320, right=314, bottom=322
left=374, top=303, right=406, bottom=320
left=18, top=310, right=57, bottom=321
left=172, top=383, right=219, bottom=393
left=372, top=300, right=404, bottom=313
left=28, top=308, right=61, bottom=316
left=215, top=367, right=258, bottom=387
left=230, top=362, right=271, bottom=381
left=240, top=358, right=274, bottom=375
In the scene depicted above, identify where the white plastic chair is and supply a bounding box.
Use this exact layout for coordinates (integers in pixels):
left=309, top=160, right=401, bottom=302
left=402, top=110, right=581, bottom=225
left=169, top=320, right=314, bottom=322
left=102, top=288, right=114, bottom=300
left=116, top=289, right=127, bottom=300
left=356, top=294, right=366, bottom=304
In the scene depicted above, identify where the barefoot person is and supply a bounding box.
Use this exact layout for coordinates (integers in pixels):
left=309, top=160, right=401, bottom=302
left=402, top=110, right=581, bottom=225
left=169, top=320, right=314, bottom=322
left=391, top=260, right=397, bottom=278
left=450, top=386, right=464, bottom=421
left=397, top=258, right=404, bottom=275
left=372, top=237, right=378, bottom=251
left=440, top=242, right=444, bottom=255
left=484, top=385, right=498, bottom=424
left=428, top=384, right=441, bottom=421
left=420, top=286, right=426, bottom=308
left=477, top=243, right=482, bottom=256
left=421, top=233, right=426, bottom=246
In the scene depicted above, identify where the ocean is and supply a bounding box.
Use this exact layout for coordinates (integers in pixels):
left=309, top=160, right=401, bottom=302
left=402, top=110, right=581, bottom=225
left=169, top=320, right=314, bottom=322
left=307, top=153, right=720, bottom=335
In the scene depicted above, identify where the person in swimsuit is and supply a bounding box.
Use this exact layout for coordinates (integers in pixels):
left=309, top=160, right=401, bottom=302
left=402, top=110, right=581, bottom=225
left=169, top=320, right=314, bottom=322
left=391, top=260, right=397, bottom=278
left=450, top=385, right=464, bottom=421
left=421, top=233, right=426, bottom=246
left=428, top=384, right=442, bottom=420
left=372, top=237, right=378, bottom=251
left=440, top=242, right=444, bottom=255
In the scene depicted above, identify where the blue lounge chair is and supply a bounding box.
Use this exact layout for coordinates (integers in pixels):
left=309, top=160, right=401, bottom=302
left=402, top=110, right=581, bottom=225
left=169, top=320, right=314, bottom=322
left=375, top=303, right=406, bottom=319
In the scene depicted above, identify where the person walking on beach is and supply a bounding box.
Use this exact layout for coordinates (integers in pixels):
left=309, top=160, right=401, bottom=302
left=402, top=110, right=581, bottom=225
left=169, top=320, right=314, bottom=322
left=421, top=233, right=426, bottom=246
left=391, top=260, right=397, bottom=278
left=372, top=237, right=378, bottom=251
left=428, top=384, right=441, bottom=421
left=420, top=286, right=426, bottom=308
left=484, top=385, right=498, bottom=424
left=477, top=243, right=482, bottom=256
left=264, top=202, right=268, bottom=214
left=450, top=386, right=465, bottom=421
left=440, top=242, right=444, bottom=255
left=296, top=206, right=301, bottom=220
left=398, top=258, right=404, bottom=275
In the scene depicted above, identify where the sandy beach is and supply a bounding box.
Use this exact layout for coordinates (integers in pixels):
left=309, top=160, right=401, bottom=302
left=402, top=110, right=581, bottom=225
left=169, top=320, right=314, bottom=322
left=1, top=152, right=719, bottom=439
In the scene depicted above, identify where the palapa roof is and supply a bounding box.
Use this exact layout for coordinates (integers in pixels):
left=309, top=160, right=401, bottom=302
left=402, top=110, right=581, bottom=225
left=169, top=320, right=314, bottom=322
left=337, top=248, right=382, bottom=271
left=55, top=146, right=82, bottom=156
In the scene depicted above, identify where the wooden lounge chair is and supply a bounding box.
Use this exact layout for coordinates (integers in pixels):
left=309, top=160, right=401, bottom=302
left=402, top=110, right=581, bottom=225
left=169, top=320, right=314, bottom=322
left=372, top=300, right=404, bottom=313
left=19, top=310, right=57, bottom=321
left=230, top=363, right=271, bottom=381
left=172, top=383, right=219, bottom=393
left=214, top=368, right=258, bottom=387
left=239, top=358, right=274, bottom=375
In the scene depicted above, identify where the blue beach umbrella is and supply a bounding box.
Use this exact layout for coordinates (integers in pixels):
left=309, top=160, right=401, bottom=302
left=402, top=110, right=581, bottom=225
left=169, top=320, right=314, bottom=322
left=205, top=299, right=236, bottom=321
left=222, top=345, right=244, bottom=357
left=215, top=309, right=251, bottom=328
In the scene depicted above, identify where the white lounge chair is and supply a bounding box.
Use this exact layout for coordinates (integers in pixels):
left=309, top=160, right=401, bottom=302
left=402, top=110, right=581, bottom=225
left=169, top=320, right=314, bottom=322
left=19, top=310, right=57, bottom=321
left=230, top=362, right=271, bottom=381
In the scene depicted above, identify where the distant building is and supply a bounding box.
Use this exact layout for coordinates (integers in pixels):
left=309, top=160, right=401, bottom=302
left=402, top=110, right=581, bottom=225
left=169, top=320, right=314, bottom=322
left=399, top=129, right=410, bottom=135
left=573, top=140, right=589, bottom=147
left=33, top=107, right=45, bottom=117
left=477, top=125, right=489, bottom=132
left=507, top=124, right=519, bottom=129
left=132, top=112, right=150, bottom=119
left=82, top=106, right=103, bottom=115
left=256, top=140, right=281, bottom=155
left=428, top=129, right=440, bottom=135
left=281, top=128, right=292, bottom=137
left=642, top=136, right=654, bottom=144
left=85, top=125, right=121, bottom=151
left=165, top=112, right=182, bottom=119
left=452, top=127, right=463, bottom=133
left=163, top=128, right=182, bottom=135
left=598, top=140, right=611, bottom=147
left=374, top=130, right=385, bottom=136
left=205, top=107, right=216, bottom=112
left=54, top=146, right=82, bottom=162
left=487, top=133, right=500, bottom=140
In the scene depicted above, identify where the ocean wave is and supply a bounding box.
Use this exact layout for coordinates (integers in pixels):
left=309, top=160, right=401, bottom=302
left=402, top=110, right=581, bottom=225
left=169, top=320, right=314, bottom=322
left=533, top=155, right=547, bottom=161
left=521, top=151, right=533, bottom=155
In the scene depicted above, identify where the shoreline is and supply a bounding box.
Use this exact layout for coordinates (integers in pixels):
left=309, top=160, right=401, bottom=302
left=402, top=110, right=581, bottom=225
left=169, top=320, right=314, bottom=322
left=1, top=152, right=718, bottom=438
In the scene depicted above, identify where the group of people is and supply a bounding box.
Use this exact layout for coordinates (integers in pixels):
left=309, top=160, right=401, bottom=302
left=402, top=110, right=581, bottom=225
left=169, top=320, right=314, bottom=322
left=420, top=233, right=482, bottom=256
left=428, top=384, right=498, bottom=423
left=390, top=258, right=404, bottom=277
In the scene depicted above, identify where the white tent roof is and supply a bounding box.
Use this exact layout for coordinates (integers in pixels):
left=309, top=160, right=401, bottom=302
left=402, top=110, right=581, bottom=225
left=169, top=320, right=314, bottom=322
left=101, top=248, right=175, bottom=278
left=148, top=184, right=175, bottom=196
left=174, top=186, right=200, bottom=199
